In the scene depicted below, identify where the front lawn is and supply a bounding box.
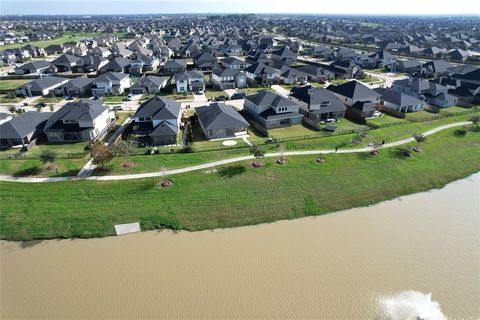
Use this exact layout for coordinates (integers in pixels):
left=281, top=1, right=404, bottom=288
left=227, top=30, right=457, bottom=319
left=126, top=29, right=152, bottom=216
left=238, top=87, right=273, bottom=95
left=0, top=94, right=24, bottom=103
left=205, top=90, right=227, bottom=100
left=0, top=79, right=30, bottom=90
left=102, top=95, right=126, bottom=104
left=35, top=96, right=64, bottom=104
left=1, top=127, right=479, bottom=240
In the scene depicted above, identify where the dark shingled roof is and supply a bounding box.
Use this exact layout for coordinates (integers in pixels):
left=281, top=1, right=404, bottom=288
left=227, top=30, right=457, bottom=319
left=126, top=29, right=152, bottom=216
left=44, top=99, right=107, bottom=132
left=245, top=91, right=298, bottom=108
left=196, top=103, right=248, bottom=131
left=0, top=111, right=52, bottom=140
left=290, top=86, right=346, bottom=113
left=327, top=80, right=381, bottom=101
left=134, top=96, right=181, bottom=120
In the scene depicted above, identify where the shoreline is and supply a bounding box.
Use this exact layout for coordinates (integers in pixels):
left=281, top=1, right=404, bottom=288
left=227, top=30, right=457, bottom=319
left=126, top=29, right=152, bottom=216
left=2, top=171, right=478, bottom=244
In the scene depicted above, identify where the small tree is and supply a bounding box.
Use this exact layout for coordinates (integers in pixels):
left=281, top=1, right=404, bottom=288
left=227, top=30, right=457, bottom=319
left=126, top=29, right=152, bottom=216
left=250, top=143, right=265, bottom=167
left=114, top=139, right=136, bottom=162
left=39, top=150, right=57, bottom=165
left=413, top=134, right=426, bottom=151
left=90, top=141, right=113, bottom=168
left=470, top=115, right=480, bottom=127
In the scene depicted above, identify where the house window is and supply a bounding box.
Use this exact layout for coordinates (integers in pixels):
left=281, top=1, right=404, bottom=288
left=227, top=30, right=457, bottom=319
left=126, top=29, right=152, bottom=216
left=139, top=117, right=144, bottom=121
left=320, top=101, right=331, bottom=107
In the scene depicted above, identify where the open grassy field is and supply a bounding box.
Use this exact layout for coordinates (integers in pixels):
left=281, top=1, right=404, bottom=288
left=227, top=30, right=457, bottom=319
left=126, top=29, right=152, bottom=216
left=0, top=79, right=30, bottom=91
left=0, top=32, right=128, bottom=50
left=1, top=127, right=479, bottom=241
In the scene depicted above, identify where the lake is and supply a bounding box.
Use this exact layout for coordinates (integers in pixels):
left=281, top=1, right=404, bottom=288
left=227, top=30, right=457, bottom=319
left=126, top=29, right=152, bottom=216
left=1, top=173, right=479, bottom=319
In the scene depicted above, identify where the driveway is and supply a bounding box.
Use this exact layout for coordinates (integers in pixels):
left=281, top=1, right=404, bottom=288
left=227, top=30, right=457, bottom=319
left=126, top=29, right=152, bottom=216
left=224, top=89, right=238, bottom=98
left=271, top=85, right=290, bottom=97
left=193, top=93, right=208, bottom=103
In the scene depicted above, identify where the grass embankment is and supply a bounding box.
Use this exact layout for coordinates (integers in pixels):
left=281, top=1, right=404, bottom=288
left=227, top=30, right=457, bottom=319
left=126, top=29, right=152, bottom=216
left=1, top=127, right=479, bottom=241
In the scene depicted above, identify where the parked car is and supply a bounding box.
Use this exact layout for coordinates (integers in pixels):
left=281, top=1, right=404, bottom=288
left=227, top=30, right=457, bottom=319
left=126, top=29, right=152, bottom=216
left=34, top=102, right=46, bottom=108
left=196, top=90, right=204, bottom=95
left=125, top=93, right=133, bottom=101
left=231, top=92, right=247, bottom=100
left=65, top=96, right=74, bottom=100
left=112, top=105, right=123, bottom=111
left=215, top=95, right=228, bottom=101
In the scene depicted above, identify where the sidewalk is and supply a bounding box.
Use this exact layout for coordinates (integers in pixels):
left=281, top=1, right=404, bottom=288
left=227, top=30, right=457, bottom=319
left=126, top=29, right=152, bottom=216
left=0, top=121, right=471, bottom=183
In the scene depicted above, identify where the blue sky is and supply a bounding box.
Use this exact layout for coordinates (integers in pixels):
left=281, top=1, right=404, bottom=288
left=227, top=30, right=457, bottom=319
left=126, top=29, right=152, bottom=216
left=1, top=0, right=479, bottom=15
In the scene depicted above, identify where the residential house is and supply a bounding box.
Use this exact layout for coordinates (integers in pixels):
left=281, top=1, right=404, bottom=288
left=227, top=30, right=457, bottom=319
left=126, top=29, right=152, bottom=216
left=211, top=69, right=247, bottom=90
left=219, top=56, right=248, bottom=70
left=15, top=76, right=69, bottom=97
left=0, top=111, right=52, bottom=150
left=271, top=47, right=297, bottom=66
left=162, top=59, right=187, bottom=74
left=129, top=55, right=159, bottom=74
left=244, top=91, right=302, bottom=130
left=374, top=87, right=427, bottom=112
left=55, top=76, right=94, bottom=97
left=279, top=66, right=308, bottom=84
left=245, top=62, right=280, bottom=85
left=297, top=65, right=335, bottom=82
left=445, top=49, right=469, bottom=62
left=21, top=44, right=46, bottom=57
left=91, top=72, right=131, bottom=96
left=174, top=70, right=205, bottom=93
left=43, top=99, right=115, bottom=142
left=420, top=60, right=453, bottom=78
left=396, top=60, right=423, bottom=74
left=99, top=57, right=131, bottom=73
left=14, top=60, right=55, bottom=75
left=327, top=80, right=381, bottom=119
left=130, top=75, right=168, bottom=95
left=290, top=85, right=346, bottom=125
left=132, top=96, right=182, bottom=145
left=44, top=44, right=66, bottom=55
left=52, top=54, right=83, bottom=72
left=75, top=55, right=108, bottom=73
left=392, top=78, right=458, bottom=108
left=193, top=52, right=217, bottom=70
left=196, top=103, right=249, bottom=139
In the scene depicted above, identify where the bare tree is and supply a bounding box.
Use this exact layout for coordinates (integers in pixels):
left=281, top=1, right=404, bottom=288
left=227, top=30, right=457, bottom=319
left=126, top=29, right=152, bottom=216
left=90, top=141, right=113, bottom=168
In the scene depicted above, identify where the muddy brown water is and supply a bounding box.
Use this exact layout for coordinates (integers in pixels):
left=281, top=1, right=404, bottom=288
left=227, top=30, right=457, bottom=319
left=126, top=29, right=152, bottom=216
left=1, top=173, right=479, bottom=319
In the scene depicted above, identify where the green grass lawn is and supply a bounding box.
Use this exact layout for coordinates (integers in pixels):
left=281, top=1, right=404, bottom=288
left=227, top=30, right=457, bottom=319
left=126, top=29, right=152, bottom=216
left=366, top=114, right=407, bottom=127
left=0, top=79, right=30, bottom=90
left=0, top=157, right=87, bottom=178
left=268, top=124, right=317, bottom=138
left=239, top=87, right=273, bottom=95
left=205, top=90, right=227, bottom=99
left=0, top=94, right=24, bottom=103
left=35, top=96, right=64, bottom=104
left=330, top=79, right=349, bottom=85
left=102, top=95, right=126, bottom=104
left=360, top=76, right=385, bottom=84
left=0, top=32, right=124, bottom=50
left=1, top=127, right=478, bottom=240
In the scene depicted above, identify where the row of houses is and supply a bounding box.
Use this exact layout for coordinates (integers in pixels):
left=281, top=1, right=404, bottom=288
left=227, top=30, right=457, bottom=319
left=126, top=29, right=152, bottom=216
left=0, top=99, right=115, bottom=149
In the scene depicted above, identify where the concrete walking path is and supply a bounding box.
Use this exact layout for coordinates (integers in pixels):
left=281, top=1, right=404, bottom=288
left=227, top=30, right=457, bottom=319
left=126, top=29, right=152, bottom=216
left=0, top=121, right=472, bottom=183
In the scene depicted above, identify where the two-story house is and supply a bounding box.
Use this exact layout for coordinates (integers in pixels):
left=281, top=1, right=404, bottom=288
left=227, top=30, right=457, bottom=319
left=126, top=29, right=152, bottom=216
left=244, top=91, right=302, bottom=130
left=91, top=72, right=131, bottom=96
left=290, top=86, right=346, bottom=126
left=219, top=56, right=248, bottom=70
left=245, top=62, right=280, bottom=85
left=211, top=69, right=247, bottom=90
left=174, top=70, right=205, bottom=93
left=327, top=80, right=381, bottom=119
left=132, top=96, right=182, bottom=145
left=43, top=99, right=115, bottom=142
